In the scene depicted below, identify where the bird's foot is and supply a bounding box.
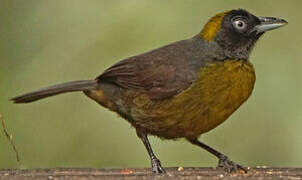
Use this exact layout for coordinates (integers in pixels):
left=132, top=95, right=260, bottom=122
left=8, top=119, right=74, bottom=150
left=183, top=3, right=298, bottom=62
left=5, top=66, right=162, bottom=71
left=217, top=155, right=247, bottom=173
left=151, top=158, right=166, bottom=173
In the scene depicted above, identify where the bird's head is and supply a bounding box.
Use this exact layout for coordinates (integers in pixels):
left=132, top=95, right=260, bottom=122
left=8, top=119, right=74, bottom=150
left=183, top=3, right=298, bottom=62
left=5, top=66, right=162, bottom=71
left=200, top=9, right=287, bottom=60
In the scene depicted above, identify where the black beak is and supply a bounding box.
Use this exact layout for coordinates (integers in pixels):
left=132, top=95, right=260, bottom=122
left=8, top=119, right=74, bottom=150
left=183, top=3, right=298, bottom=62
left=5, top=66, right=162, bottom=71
left=254, top=17, right=288, bottom=33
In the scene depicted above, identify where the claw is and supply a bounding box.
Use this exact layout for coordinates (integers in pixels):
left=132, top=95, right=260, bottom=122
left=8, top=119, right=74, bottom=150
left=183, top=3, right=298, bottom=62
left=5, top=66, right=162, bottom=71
left=217, top=155, right=247, bottom=173
left=151, top=158, right=166, bottom=173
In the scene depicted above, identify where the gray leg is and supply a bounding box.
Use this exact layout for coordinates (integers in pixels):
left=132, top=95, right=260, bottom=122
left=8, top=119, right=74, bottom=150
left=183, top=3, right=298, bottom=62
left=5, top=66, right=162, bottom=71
left=136, top=130, right=165, bottom=173
left=189, top=138, right=247, bottom=173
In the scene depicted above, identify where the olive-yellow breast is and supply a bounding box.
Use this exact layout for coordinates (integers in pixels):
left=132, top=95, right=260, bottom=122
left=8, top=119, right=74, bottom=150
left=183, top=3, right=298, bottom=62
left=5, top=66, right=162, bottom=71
left=123, top=60, right=255, bottom=140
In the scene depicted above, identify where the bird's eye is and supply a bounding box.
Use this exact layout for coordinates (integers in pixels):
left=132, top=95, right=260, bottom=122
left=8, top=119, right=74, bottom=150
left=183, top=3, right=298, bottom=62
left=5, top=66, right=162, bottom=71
left=232, top=19, right=247, bottom=32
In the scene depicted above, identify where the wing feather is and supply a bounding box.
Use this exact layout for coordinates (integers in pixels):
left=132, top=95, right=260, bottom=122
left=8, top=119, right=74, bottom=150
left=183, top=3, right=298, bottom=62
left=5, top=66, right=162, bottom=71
left=97, top=39, right=204, bottom=100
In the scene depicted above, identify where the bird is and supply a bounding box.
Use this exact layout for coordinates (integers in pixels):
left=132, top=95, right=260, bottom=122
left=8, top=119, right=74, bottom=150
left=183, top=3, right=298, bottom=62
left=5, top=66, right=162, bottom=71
left=12, top=9, right=287, bottom=173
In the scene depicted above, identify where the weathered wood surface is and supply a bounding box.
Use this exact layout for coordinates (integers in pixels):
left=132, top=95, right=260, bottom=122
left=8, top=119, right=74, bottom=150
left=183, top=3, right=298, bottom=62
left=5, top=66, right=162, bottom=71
left=0, top=167, right=301, bottom=180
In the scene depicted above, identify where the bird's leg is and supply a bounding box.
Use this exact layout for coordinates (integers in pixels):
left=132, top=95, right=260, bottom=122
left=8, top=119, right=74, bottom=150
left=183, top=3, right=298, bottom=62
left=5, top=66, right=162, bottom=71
left=136, top=130, right=165, bottom=173
left=188, top=138, right=247, bottom=173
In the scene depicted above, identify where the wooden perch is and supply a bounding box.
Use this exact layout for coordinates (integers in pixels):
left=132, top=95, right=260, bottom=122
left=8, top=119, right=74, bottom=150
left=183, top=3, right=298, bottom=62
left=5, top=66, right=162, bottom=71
left=1, top=167, right=302, bottom=180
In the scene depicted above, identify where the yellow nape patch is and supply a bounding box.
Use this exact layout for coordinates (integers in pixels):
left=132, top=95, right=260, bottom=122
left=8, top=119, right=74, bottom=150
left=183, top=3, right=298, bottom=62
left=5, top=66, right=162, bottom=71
left=200, top=11, right=229, bottom=42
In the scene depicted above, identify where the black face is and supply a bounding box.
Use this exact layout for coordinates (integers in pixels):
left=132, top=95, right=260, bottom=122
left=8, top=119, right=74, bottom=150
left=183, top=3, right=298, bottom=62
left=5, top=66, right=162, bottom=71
left=227, top=9, right=261, bottom=36
left=215, top=9, right=264, bottom=60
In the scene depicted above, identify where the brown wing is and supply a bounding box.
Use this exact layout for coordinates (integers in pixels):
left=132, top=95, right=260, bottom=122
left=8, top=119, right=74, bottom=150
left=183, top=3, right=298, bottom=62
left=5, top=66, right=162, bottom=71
left=97, top=39, right=206, bottom=100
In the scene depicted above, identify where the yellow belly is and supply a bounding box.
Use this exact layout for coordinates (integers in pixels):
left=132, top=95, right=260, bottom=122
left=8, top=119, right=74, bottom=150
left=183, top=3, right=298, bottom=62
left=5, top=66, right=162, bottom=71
left=129, top=60, right=256, bottom=139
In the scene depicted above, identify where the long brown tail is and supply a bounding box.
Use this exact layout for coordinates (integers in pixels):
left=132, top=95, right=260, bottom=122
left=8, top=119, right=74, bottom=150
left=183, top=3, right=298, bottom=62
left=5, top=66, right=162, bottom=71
left=11, top=80, right=98, bottom=103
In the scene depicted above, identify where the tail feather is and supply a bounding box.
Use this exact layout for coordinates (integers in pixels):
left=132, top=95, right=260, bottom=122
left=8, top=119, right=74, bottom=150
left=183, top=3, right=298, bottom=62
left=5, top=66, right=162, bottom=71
left=11, top=80, right=98, bottom=103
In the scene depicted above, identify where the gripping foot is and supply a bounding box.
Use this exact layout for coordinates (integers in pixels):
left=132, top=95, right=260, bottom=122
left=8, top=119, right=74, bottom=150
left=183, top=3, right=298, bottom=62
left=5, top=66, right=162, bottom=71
left=151, top=158, right=166, bottom=173
left=218, top=155, right=247, bottom=173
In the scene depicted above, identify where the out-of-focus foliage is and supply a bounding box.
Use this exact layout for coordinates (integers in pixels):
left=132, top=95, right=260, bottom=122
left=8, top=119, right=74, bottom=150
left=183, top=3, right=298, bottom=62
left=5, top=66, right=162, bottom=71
left=1, top=0, right=301, bottom=169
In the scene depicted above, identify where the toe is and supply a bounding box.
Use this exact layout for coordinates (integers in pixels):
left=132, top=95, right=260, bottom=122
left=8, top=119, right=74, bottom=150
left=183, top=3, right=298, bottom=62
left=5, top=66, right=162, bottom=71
left=151, top=158, right=166, bottom=173
left=217, top=156, right=247, bottom=173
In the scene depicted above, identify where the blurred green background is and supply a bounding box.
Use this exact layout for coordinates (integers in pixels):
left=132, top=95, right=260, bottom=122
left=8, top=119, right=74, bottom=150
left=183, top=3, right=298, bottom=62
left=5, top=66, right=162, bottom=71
left=1, top=0, right=301, bottom=169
